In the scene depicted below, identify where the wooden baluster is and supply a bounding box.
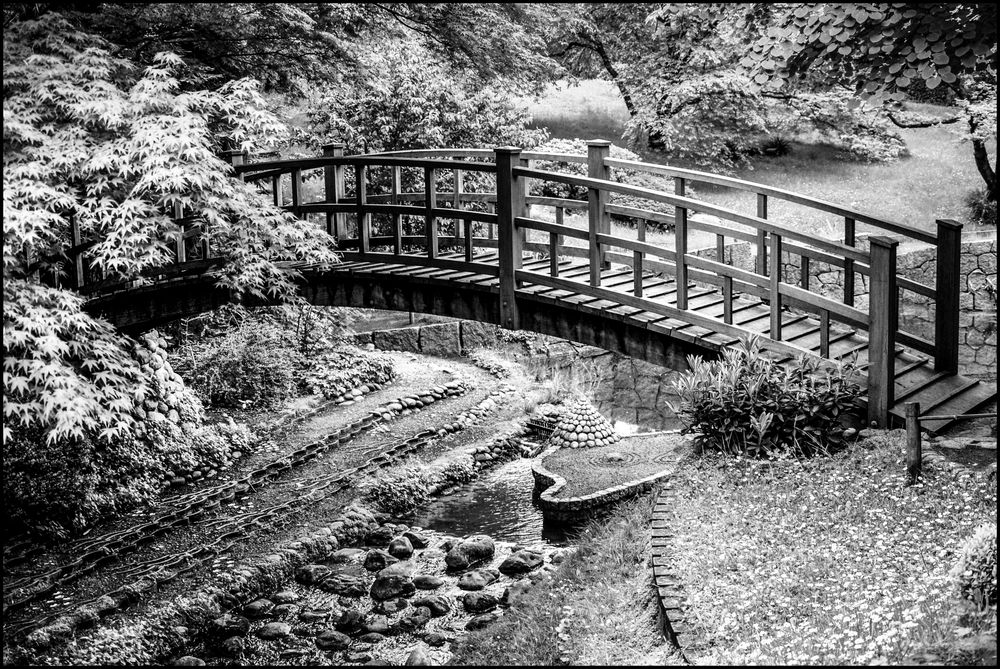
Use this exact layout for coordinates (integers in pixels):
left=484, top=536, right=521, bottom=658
left=634, top=218, right=646, bottom=297
left=392, top=166, right=402, bottom=255
left=424, top=167, right=438, bottom=259
left=464, top=214, right=474, bottom=263
left=322, top=143, right=344, bottom=236
left=674, top=176, right=688, bottom=310
left=769, top=233, right=783, bottom=340
left=454, top=168, right=464, bottom=238
left=819, top=309, right=830, bottom=358
left=868, top=236, right=899, bottom=427
left=934, top=219, right=963, bottom=373
left=355, top=164, right=369, bottom=254
left=495, top=147, right=525, bottom=330
left=844, top=216, right=855, bottom=306
left=291, top=168, right=302, bottom=218
left=723, top=275, right=734, bottom=325
left=70, top=213, right=84, bottom=289
left=587, top=140, right=611, bottom=287
left=756, top=193, right=768, bottom=277
left=173, top=202, right=185, bottom=264
left=488, top=201, right=495, bottom=240
left=801, top=254, right=810, bottom=290
left=549, top=232, right=559, bottom=277
left=272, top=175, right=281, bottom=207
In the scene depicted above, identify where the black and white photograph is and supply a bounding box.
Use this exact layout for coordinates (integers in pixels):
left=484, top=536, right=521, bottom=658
left=3, top=3, right=997, bottom=666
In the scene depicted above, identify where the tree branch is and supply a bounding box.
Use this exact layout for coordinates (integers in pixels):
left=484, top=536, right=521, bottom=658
left=886, top=112, right=962, bottom=129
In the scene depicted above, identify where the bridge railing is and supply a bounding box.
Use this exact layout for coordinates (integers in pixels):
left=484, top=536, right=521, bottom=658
left=227, top=143, right=961, bottom=426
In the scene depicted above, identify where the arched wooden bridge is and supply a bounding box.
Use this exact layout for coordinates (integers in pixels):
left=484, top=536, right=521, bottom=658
left=78, top=142, right=995, bottom=433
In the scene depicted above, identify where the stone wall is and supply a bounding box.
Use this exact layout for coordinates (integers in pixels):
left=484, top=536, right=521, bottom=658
left=352, top=321, right=498, bottom=357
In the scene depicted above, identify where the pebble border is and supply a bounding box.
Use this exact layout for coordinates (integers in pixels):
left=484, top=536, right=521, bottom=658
left=650, top=484, right=696, bottom=660
left=530, top=444, right=675, bottom=522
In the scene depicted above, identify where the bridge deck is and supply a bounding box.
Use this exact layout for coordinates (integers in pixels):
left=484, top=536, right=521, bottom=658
left=326, top=249, right=995, bottom=434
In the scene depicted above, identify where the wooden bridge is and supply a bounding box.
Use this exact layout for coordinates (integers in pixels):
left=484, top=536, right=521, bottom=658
left=79, top=142, right=995, bottom=433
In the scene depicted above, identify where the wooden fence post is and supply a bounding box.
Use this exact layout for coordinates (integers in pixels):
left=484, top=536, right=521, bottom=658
left=587, top=140, right=611, bottom=286
left=934, top=219, right=963, bottom=373
left=675, top=177, right=689, bottom=310
left=495, top=147, right=525, bottom=330
left=905, top=401, right=922, bottom=483
left=323, top=142, right=346, bottom=238
left=867, top=235, right=899, bottom=427
left=223, top=149, right=247, bottom=179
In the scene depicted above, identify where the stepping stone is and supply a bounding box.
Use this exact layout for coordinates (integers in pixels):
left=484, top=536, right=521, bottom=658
left=388, top=536, right=414, bottom=559
left=445, top=535, right=495, bottom=570
left=458, top=568, right=500, bottom=591
left=256, top=622, right=291, bottom=640
left=462, top=592, right=499, bottom=614
left=498, top=550, right=544, bottom=575
left=412, top=575, right=444, bottom=590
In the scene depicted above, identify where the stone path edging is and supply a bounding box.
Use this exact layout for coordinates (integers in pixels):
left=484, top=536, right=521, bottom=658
left=651, top=484, right=695, bottom=661
left=531, top=445, right=674, bottom=521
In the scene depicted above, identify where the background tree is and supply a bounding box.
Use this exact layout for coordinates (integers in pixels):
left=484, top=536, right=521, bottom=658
left=743, top=2, right=997, bottom=201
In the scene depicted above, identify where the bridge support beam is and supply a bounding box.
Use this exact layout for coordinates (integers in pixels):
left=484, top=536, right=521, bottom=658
left=496, top=147, right=525, bottom=330
left=934, top=219, right=962, bottom=373
left=867, top=236, right=898, bottom=427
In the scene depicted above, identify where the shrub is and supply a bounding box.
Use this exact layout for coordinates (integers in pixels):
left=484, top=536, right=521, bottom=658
left=300, top=347, right=395, bottom=399
left=965, top=188, right=997, bottom=226
left=951, top=523, right=998, bottom=608
left=760, top=135, right=792, bottom=157
left=441, top=459, right=479, bottom=486
left=669, top=336, right=862, bottom=457
left=362, top=466, right=436, bottom=516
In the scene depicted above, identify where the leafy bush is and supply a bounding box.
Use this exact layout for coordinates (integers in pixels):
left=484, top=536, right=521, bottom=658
left=669, top=337, right=862, bottom=457
left=760, top=135, right=792, bottom=157
left=951, top=523, right=998, bottom=608
left=362, top=466, right=435, bottom=516
left=441, top=459, right=479, bottom=486
left=965, top=188, right=997, bottom=226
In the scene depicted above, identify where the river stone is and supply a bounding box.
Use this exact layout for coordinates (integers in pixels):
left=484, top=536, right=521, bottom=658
left=403, top=531, right=430, bottom=548
left=405, top=646, right=433, bottom=666
left=330, top=548, right=367, bottom=563
left=347, top=652, right=374, bottom=663
left=370, top=567, right=415, bottom=600
left=364, top=525, right=396, bottom=546
left=376, top=597, right=409, bottom=615
left=462, top=592, right=499, bottom=613
left=412, top=574, right=444, bottom=590
left=362, top=620, right=392, bottom=635
left=316, top=629, right=352, bottom=651
left=502, top=579, right=532, bottom=606
left=359, top=632, right=387, bottom=645
left=398, top=606, right=432, bottom=632
left=208, top=614, right=251, bottom=638
left=465, top=612, right=501, bottom=630
left=457, top=568, right=500, bottom=591
left=388, top=536, right=415, bottom=559
left=321, top=573, right=368, bottom=598
left=499, top=550, right=544, bottom=575
left=295, top=564, right=331, bottom=585
left=412, top=595, right=451, bottom=617
left=336, top=609, right=367, bottom=635
left=220, top=636, right=244, bottom=658
left=271, top=590, right=300, bottom=605
left=444, top=535, right=495, bottom=570
left=256, top=622, right=291, bottom=640
left=174, top=657, right=205, bottom=666
left=299, top=608, right=333, bottom=623
left=424, top=632, right=448, bottom=647
left=365, top=549, right=400, bottom=571
left=273, top=603, right=299, bottom=617
left=242, top=599, right=274, bottom=619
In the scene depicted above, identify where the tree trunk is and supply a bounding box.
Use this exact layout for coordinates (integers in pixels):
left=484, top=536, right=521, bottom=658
left=971, top=136, right=996, bottom=201
left=590, top=39, right=637, bottom=118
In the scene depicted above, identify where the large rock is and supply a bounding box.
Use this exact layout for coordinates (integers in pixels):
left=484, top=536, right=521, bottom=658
left=316, top=629, right=352, bottom=651
left=365, top=549, right=400, bottom=571
left=406, top=647, right=433, bottom=666
left=460, top=321, right=498, bottom=352
left=207, top=614, right=250, bottom=638
left=461, top=592, right=499, bottom=614
left=320, top=573, right=367, bottom=598
left=398, top=606, right=432, bottom=632
left=444, top=535, right=495, bottom=571
left=403, top=531, right=430, bottom=549
left=457, top=568, right=500, bottom=591
left=388, top=536, right=415, bottom=559
left=419, top=322, right=461, bottom=357
left=335, top=609, right=367, bottom=635
left=370, top=565, right=416, bottom=600
left=373, top=328, right=420, bottom=353
left=498, top=550, right=544, bottom=575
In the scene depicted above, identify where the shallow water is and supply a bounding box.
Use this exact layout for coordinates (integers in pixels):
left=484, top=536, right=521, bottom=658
left=405, top=457, right=582, bottom=546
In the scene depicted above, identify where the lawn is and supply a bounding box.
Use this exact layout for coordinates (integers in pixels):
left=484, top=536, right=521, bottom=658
left=523, top=80, right=997, bottom=238
left=661, top=430, right=997, bottom=665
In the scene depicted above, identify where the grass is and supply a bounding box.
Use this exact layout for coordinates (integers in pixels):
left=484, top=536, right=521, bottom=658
left=448, top=496, right=682, bottom=666
left=662, top=430, right=997, bottom=665
left=544, top=433, right=685, bottom=498
left=522, top=80, right=998, bottom=236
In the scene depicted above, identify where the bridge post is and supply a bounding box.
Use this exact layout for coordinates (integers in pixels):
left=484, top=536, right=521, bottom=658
left=867, top=236, right=899, bottom=427
left=222, top=149, right=247, bottom=180
left=495, top=147, right=525, bottom=330
left=934, top=219, right=963, bottom=373
left=587, top=140, right=612, bottom=286
left=323, top=143, right=347, bottom=239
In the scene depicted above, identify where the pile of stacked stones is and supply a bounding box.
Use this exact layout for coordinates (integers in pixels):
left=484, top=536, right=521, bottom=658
left=378, top=381, right=467, bottom=419
left=133, top=331, right=200, bottom=428
left=549, top=398, right=621, bottom=449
